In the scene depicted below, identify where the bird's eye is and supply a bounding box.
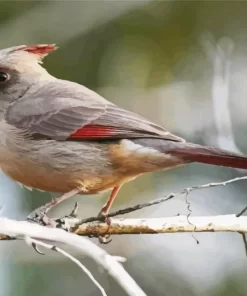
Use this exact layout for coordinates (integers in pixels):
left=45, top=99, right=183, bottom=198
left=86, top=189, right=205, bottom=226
left=0, top=72, right=9, bottom=82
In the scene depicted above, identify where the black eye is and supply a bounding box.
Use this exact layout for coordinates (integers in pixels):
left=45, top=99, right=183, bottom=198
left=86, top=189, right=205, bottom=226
left=0, top=72, right=9, bottom=82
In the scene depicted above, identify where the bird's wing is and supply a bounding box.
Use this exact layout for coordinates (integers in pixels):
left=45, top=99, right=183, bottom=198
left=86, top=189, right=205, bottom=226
left=5, top=80, right=185, bottom=142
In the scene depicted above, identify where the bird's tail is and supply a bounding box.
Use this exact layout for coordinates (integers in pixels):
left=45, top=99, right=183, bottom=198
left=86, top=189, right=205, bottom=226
left=168, top=142, right=247, bottom=169
left=133, top=139, right=247, bottom=170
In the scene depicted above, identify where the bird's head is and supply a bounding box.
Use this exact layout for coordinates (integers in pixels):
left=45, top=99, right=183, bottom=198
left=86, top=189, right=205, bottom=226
left=0, top=44, right=57, bottom=112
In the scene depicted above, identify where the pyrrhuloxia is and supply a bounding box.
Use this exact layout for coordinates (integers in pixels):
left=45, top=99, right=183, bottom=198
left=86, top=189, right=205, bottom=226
left=0, top=44, right=246, bottom=218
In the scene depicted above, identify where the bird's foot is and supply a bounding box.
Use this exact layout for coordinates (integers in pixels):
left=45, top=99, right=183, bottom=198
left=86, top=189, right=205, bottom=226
left=54, top=202, right=79, bottom=231
left=26, top=187, right=81, bottom=228
left=26, top=205, right=56, bottom=227
left=26, top=202, right=81, bottom=255
left=66, top=201, right=79, bottom=218
left=26, top=206, right=57, bottom=255
left=97, top=211, right=112, bottom=244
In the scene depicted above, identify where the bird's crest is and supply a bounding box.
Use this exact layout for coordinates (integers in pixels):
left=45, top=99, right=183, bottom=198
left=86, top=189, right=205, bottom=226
left=15, top=44, right=57, bottom=61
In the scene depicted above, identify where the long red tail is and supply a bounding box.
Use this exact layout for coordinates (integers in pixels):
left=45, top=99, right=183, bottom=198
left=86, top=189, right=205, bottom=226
left=132, top=139, right=247, bottom=169
left=168, top=143, right=247, bottom=169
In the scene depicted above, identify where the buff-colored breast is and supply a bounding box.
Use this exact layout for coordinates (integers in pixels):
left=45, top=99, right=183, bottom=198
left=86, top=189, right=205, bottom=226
left=0, top=130, right=182, bottom=195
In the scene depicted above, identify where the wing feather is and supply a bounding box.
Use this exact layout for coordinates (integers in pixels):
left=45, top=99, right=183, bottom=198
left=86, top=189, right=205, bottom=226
left=6, top=80, right=185, bottom=142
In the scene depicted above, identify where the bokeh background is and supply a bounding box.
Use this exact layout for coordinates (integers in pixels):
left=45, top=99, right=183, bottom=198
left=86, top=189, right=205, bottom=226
left=1, top=1, right=247, bottom=295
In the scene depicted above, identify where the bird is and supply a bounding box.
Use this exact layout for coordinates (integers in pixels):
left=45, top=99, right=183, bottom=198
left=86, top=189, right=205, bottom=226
left=0, top=43, right=247, bottom=221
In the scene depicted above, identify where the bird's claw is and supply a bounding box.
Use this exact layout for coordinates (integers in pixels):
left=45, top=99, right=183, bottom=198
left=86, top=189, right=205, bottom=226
left=98, top=235, right=112, bottom=244
left=26, top=208, right=57, bottom=227
left=53, top=202, right=79, bottom=231
left=27, top=202, right=114, bottom=244
left=27, top=202, right=80, bottom=230
left=67, top=202, right=79, bottom=218
left=97, top=213, right=113, bottom=244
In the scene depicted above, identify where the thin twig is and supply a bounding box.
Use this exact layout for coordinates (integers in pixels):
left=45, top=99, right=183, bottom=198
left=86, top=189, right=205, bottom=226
left=236, top=205, right=247, bottom=217
left=240, top=233, right=247, bottom=257
left=25, top=237, right=107, bottom=296
left=76, top=176, right=247, bottom=225
left=77, top=194, right=175, bottom=224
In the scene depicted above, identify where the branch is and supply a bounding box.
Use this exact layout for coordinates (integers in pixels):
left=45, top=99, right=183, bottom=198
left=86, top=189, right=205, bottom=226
left=1, top=176, right=247, bottom=294
left=25, top=237, right=107, bottom=296
left=0, top=218, right=146, bottom=296
left=49, top=215, right=247, bottom=236
left=2, top=215, right=247, bottom=238
left=1, top=176, right=245, bottom=239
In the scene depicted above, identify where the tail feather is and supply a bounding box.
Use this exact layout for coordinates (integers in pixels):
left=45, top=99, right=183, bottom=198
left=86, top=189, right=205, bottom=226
left=131, top=138, right=247, bottom=170
left=169, top=143, right=247, bottom=169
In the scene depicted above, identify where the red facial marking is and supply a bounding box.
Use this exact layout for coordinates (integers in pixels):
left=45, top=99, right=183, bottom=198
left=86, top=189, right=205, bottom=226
left=0, top=66, right=10, bottom=72
left=69, top=125, right=114, bottom=139
left=17, top=44, right=57, bottom=56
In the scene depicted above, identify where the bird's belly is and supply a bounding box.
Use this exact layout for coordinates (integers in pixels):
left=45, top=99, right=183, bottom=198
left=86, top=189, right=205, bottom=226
left=0, top=139, right=131, bottom=194
left=0, top=137, right=177, bottom=195
left=1, top=158, right=135, bottom=194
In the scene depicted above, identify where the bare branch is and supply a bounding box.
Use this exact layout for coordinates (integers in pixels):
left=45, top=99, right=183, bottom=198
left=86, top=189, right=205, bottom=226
left=0, top=218, right=146, bottom=296
left=3, top=213, right=247, bottom=239
left=25, top=237, right=107, bottom=296
left=58, top=215, right=247, bottom=236
left=3, top=213, right=247, bottom=238
left=0, top=177, right=246, bottom=239
left=77, top=176, right=247, bottom=224
left=240, top=233, right=247, bottom=257
left=0, top=176, right=247, bottom=294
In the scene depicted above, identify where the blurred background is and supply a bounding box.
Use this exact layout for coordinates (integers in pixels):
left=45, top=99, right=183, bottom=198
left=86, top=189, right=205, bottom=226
left=1, top=1, right=247, bottom=295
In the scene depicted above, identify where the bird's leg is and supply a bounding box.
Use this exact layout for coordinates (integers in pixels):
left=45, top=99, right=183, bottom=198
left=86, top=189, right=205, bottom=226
left=98, top=186, right=121, bottom=218
left=27, top=188, right=82, bottom=226
left=97, top=185, right=121, bottom=244
left=45, top=188, right=82, bottom=213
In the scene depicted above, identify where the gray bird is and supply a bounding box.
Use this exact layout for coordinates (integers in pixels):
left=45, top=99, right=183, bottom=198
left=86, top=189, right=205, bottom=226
left=0, top=44, right=246, bottom=219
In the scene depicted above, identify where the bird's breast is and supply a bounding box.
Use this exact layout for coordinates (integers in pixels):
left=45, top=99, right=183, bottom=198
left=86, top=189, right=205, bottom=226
left=1, top=157, right=131, bottom=194
left=0, top=137, right=139, bottom=194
